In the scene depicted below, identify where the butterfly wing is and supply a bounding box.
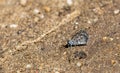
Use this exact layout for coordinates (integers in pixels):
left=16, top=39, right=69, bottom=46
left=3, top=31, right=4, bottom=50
left=71, top=30, right=88, bottom=46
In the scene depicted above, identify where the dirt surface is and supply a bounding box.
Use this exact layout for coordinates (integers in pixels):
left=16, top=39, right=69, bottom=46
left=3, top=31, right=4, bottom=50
left=0, top=0, right=120, bottom=73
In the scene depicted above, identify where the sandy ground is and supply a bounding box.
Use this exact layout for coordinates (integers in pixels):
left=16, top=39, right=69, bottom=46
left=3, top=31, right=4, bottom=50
left=0, top=0, right=120, bottom=73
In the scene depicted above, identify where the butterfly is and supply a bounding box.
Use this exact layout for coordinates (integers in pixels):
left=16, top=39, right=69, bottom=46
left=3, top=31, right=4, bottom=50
left=66, top=30, right=89, bottom=48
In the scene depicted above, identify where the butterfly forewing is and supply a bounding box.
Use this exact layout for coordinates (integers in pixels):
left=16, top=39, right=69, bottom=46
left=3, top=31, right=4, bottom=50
left=69, top=30, right=88, bottom=46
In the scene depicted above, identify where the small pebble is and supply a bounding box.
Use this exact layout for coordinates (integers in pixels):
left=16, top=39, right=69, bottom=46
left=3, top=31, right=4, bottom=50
left=109, top=38, right=114, bottom=41
left=87, top=18, right=98, bottom=24
left=17, top=30, right=24, bottom=35
left=87, top=20, right=92, bottom=24
left=55, top=71, right=60, bottom=73
left=33, top=8, right=40, bottom=14
left=93, top=7, right=103, bottom=15
left=43, top=6, right=51, bottom=12
left=26, top=64, right=32, bottom=69
left=17, top=70, right=20, bottom=73
left=74, top=51, right=87, bottom=59
left=74, top=22, right=79, bottom=25
left=34, top=17, right=39, bottom=22
left=76, top=62, right=82, bottom=67
left=114, top=9, right=120, bottom=15
left=39, top=14, right=45, bottom=19
left=78, top=51, right=87, bottom=59
left=67, top=0, right=73, bottom=6
left=111, top=60, right=116, bottom=65
left=63, top=52, right=67, bottom=55
left=20, top=0, right=27, bottom=6
left=93, top=18, right=98, bottom=23
left=74, top=26, right=78, bottom=29
left=116, top=37, right=119, bottom=39
left=102, top=37, right=108, bottom=41
left=102, top=37, right=114, bottom=41
left=66, top=30, right=89, bottom=47
left=9, top=24, right=18, bottom=28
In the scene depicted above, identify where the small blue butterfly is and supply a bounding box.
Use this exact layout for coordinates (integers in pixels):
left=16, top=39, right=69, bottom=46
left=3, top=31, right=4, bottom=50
left=66, top=30, right=88, bottom=47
